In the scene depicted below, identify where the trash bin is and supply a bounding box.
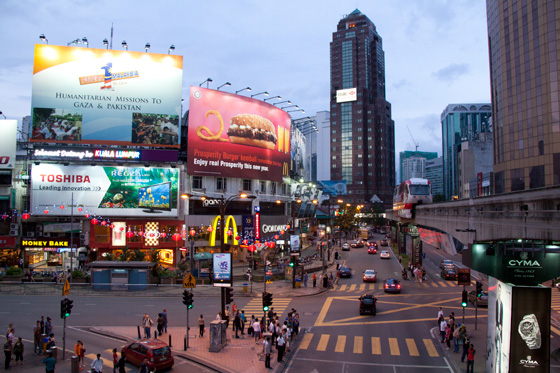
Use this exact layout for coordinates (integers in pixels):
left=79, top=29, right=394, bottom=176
left=243, top=283, right=248, bottom=293
left=295, top=279, right=301, bottom=288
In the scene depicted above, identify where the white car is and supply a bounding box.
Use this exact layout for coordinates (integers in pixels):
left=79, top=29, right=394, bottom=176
left=342, top=243, right=350, bottom=251
left=379, top=250, right=390, bottom=259
left=363, top=269, right=377, bottom=283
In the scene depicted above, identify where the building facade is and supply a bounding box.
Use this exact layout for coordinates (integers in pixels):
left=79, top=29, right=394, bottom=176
left=457, top=131, right=494, bottom=199
left=425, top=156, right=444, bottom=197
left=330, top=9, right=395, bottom=208
left=441, top=103, right=491, bottom=199
left=399, top=151, right=438, bottom=183
left=487, top=0, right=560, bottom=193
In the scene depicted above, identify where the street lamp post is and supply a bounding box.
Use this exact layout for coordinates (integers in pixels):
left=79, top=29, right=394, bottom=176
left=291, top=199, right=301, bottom=289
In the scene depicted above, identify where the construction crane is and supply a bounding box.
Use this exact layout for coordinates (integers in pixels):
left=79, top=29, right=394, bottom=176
left=406, top=125, right=419, bottom=151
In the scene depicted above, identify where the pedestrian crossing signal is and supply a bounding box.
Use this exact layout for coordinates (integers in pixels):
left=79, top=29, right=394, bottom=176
left=225, top=288, right=234, bottom=304
left=262, top=292, right=273, bottom=311
left=461, top=290, right=468, bottom=308
left=182, top=290, right=194, bottom=309
left=60, top=298, right=73, bottom=318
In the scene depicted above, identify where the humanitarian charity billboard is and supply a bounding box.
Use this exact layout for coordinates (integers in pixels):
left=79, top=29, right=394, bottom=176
left=187, top=87, right=291, bottom=182
left=30, top=164, right=179, bottom=217
left=0, top=120, right=17, bottom=169
left=30, top=44, right=183, bottom=148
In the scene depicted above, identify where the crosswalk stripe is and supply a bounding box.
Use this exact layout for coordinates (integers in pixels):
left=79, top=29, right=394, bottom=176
left=405, top=338, right=419, bottom=356
left=335, top=335, right=346, bottom=353
left=371, top=337, right=381, bottom=354
left=438, top=281, right=448, bottom=287
left=431, top=282, right=439, bottom=287
left=317, top=334, right=330, bottom=351
left=552, top=325, right=560, bottom=336
left=299, top=333, right=313, bottom=350
left=349, top=284, right=356, bottom=291
left=369, top=284, right=376, bottom=290
left=359, top=284, right=366, bottom=291
left=389, top=338, right=400, bottom=355
left=423, top=339, right=439, bottom=357
left=339, top=285, right=348, bottom=291
left=353, top=336, right=363, bottom=354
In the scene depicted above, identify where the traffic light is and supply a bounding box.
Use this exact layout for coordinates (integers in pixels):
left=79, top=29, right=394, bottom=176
left=262, top=292, right=273, bottom=312
left=476, top=281, right=483, bottom=297
left=289, top=257, right=295, bottom=267
left=461, top=290, right=468, bottom=308
left=225, top=288, right=234, bottom=304
left=60, top=298, right=73, bottom=318
left=182, top=290, right=194, bottom=309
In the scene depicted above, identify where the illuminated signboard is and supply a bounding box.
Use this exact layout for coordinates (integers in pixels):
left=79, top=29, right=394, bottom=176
left=336, top=88, right=357, bottom=103
left=30, top=44, right=183, bottom=148
left=30, top=164, right=179, bottom=217
left=187, top=87, right=291, bottom=182
left=22, top=239, right=69, bottom=247
left=32, top=147, right=178, bottom=162
left=0, top=120, right=17, bottom=169
left=213, top=253, right=232, bottom=286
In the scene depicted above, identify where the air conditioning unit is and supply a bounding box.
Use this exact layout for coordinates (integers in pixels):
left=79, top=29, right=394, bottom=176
left=80, top=233, right=89, bottom=245
left=43, top=232, right=51, bottom=238
left=10, top=223, right=18, bottom=230
left=9, top=229, right=18, bottom=237
left=26, top=232, right=35, bottom=238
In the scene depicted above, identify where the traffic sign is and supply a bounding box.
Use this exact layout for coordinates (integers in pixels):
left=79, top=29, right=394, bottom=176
left=62, top=280, right=70, bottom=296
left=183, top=274, right=196, bottom=288
left=457, top=268, right=471, bottom=286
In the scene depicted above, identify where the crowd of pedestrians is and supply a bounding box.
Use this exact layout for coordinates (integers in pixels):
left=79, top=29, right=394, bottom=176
left=437, top=307, right=475, bottom=372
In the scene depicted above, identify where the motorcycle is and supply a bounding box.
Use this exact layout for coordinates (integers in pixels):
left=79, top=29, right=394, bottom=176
left=402, top=270, right=408, bottom=280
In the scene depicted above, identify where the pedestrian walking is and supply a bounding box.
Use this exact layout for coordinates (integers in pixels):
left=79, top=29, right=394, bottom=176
left=156, top=313, right=164, bottom=337
left=234, top=312, right=241, bottom=338
left=161, top=309, right=168, bottom=334
left=253, top=318, right=261, bottom=344
left=335, top=270, right=340, bottom=285
left=303, top=272, right=308, bottom=287
left=13, top=337, right=23, bottom=366
left=216, top=311, right=222, bottom=321
left=40, top=316, right=45, bottom=335
left=240, top=310, right=246, bottom=335
left=3, top=337, right=12, bottom=370
left=139, top=359, right=148, bottom=373
left=437, top=307, right=444, bottom=323
left=264, top=337, right=272, bottom=369
left=90, top=353, right=103, bottom=373
left=461, top=334, right=470, bottom=362
left=445, top=324, right=452, bottom=350
left=198, top=315, right=205, bottom=338
left=74, top=340, right=85, bottom=369
left=439, top=316, right=447, bottom=343
left=34, top=321, right=42, bottom=355
left=452, top=326, right=460, bottom=353
left=276, top=330, right=286, bottom=362
left=224, top=306, right=230, bottom=328
left=312, top=273, right=317, bottom=287
left=112, top=348, right=118, bottom=373
left=116, top=352, right=126, bottom=373
left=142, top=314, right=153, bottom=339
left=6, top=328, right=14, bottom=344
left=466, top=344, right=475, bottom=373
left=293, top=313, right=300, bottom=337
left=42, top=352, right=56, bottom=373
left=45, top=317, right=53, bottom=336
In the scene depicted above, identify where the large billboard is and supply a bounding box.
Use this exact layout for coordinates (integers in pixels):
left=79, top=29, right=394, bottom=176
left=30, top=164, right=179, bottom=217
left=336, top=88, right=357, bottom=103
left=0, top=120, right=17, bottom=169
left=30, top=44, right=183, bottom=148
left=187, top=87, right=291, bottom=182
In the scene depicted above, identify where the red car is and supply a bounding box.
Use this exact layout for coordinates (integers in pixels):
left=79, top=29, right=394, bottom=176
left=368, top=246, right=377, bottom=254
left=121, top=339, right=174, bottom=371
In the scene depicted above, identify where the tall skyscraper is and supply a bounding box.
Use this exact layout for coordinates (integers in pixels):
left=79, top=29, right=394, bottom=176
left=399, top=150, right=438, bottom=183
left=441, top=103, right=491, bottom=199
left=487, top=0, right=560, bottom=193
left=330, top=9, right=395, bottom=207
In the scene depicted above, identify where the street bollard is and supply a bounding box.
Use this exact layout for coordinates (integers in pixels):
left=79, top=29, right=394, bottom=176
left=137, top=325, right=141, bottom=339
left=184, top=336, right=187, bottom=351
left=169, top=334, right=172, bottom=348
left=71, top=355, right=79, bottom=373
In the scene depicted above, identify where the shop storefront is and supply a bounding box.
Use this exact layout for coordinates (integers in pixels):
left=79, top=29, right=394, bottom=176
left=0, top=237, right=19, bottom=267
left=22, top=238, right=79, bottom=269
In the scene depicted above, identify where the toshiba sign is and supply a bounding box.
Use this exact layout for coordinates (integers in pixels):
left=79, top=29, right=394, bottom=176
left=336, top=88, right=357, bottom=103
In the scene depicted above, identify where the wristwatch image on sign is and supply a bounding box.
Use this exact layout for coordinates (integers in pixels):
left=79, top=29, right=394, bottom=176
left=518, top=314, right=541, bottom=349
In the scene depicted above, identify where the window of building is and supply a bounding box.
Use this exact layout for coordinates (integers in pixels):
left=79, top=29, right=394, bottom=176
left=127, top=224, right=143, bottom=243
left=282, top=183, right=287, bottom=195
left=358, top=136, right=362, bottom=140
left=94, top=225, right=110, bottom=244
left=192, top=176, right=203, bottom=190
left=529, top=165, right=545, bottom=189
left=260, top=180, right=266, bottom=194
left=331, top=129, right=337, bottom=134
left=271, top=182, right=276, bottom=195
left=242, top=179, right=252, bottom=191
left=216, top=177, right=226, bottom=191
left=511, top=168, right=525, bottom=191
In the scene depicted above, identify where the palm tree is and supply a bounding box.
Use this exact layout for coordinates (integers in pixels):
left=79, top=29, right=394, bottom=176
left=132, top=249, right=146, bottom=262
left=118, top=247, right=132, bottom=262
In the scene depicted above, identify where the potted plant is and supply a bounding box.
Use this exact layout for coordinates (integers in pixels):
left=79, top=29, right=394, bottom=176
left=3, top=266, right=23, bottom=282
left=71, top=269, right=88, bottom=283
left=157, top=268, right=176, bottom=284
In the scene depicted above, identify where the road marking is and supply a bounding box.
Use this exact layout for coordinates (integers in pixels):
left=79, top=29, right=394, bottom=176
left=552, top=325, right=560, bottom=336
left=349, top=284, right=356, bottom=291
left=335, top=335, right=346, bottom=353
left=317, top=334, right=330, bottom=351
left=299, top=333, right=313, bottom=350
left=359, top=284, right=365, bottom=291
left=293, top=356, right=454, bottom=370
left=369, top=284, right=376, bottom=290
left=353, top=336, right=363, bottom=354
left=423, top=338, right=439, bottom=357
left=431, top=282, right=439, bottom=287
left=389, top=337, right=400, bottom=355
left=405, top=338, right=419, bottom=356
left=339, top=285, right=347, bottom=291
left=371, top=337, right=381, bottom=354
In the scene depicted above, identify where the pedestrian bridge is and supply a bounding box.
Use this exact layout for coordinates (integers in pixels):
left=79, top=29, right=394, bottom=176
left=386, top=185, right=560, bottom=245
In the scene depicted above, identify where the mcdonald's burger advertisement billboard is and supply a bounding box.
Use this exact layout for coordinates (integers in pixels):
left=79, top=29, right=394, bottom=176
left=30, top=44, right=183, bottom=148
left=187, top=87, right=291, bottom=182
left=30, top=164, right=179, bottom=217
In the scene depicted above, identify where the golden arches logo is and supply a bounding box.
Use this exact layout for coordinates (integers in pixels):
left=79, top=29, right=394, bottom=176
left=209, top=215, right=239, bottom=247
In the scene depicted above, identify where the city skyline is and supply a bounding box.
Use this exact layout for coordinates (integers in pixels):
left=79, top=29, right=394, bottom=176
left=1, top=0, right=490, bottom=161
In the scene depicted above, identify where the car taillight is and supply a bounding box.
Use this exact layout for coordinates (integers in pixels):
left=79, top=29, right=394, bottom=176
left=397, top=284, right=401, bottom=289
left=147, top=350, right=154, bottom=362
left=385, top=284, right=388, bottom=288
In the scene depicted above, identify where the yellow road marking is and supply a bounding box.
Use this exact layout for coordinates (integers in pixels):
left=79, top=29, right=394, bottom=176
left=405, top=338, right=419, bottom=356
left=349, top=284, right=356, bottom=291
left=339, top=285, right=348, bottom=291
left=438, top=281, right=448, bottom=287
left=431, top=282, right=439, bottom=287
left=423, top=339, right=439, bottom=357
left=371, top=337, right=381, bottom=354
left=359, top=284, right=366, bottom=291
left=389, top=337, right=400, bottom=355
left=299, top=333, right=313, bottom=350
left=369, top=284, right=376, bottom=290
left=317, top=334, right=330, bottom=351
left=552, top=325, right=560, bottom=336
left=353, top=336, right=363, bottom=354
left=335, top=335, right=346, bottom=353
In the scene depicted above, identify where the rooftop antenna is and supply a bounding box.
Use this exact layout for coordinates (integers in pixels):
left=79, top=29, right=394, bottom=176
left=406, top=125, right=419, bottom=151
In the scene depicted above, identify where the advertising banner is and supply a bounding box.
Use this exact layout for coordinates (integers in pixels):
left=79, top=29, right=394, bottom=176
left=213, top=253, right=232, bottom=286
left=30, top=164, right=179, bottom=217
left=336, top=88, right=357, bottom=103
left=487, top=277, right=513, bottom=373
left=30, top=44, right=183, bottom=148
left=317, top=180, right=347, bottom=196
left=187, top=87, right=291, bottom=182
left=290, top=235, right=300, bottom=254
left=0, top=120, right=17, bottom=169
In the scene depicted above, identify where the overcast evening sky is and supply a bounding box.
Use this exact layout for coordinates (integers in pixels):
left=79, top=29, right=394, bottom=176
left=0, top=0, right=490, bottom=162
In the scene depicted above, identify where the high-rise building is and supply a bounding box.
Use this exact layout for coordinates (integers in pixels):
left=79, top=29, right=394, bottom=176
left=399, top=151, right=438, bottom=183
left=304, top=111, right=330, bottom=182
left=330, top=9, right=395, bottom=208
left=441, top=104, right=491, bottom=199
left=425, top=157, right=444, bottom=197
left=487, top=0, right=560, bottom=193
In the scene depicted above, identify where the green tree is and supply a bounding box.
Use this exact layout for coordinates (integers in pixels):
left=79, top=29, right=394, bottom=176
left=333, top=205, right=358, bottom=236
left=118, top=247, right=132, bottom=262
left=132, top=249, right=146, bottom=262
left=104, top=253, right=114, bottom=261
left=148, top=248, right=161, bottom=277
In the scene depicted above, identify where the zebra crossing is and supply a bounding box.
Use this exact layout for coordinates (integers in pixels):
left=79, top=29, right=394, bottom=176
left=299, top=333, right=440, bottom=357
left=331, top=280, right=473, bottom=293
left=240, top=297, right=292, bottom=317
